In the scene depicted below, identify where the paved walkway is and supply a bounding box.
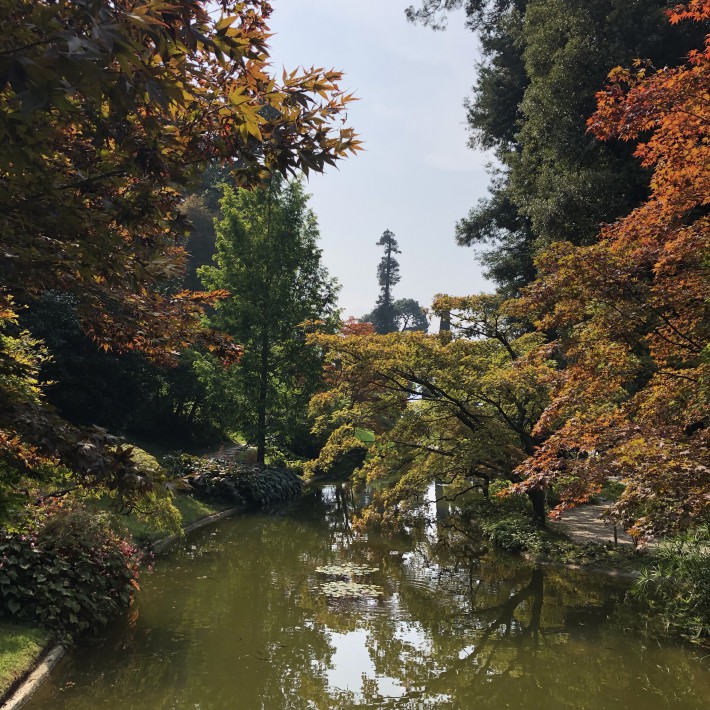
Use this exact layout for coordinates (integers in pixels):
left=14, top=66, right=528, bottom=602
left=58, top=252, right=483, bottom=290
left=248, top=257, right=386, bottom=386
left=550, top=503, right=635, bottom=547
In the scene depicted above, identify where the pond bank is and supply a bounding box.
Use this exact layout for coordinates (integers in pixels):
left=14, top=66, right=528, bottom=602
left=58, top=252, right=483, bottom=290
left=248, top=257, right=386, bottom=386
left=21, top=481, right=710, bottom=710
left=0, top=496, right=242, bottom=710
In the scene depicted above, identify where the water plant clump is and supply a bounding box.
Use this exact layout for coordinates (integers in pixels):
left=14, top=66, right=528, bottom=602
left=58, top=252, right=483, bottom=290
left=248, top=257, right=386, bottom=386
left=315, top=563, right=379, bottom=576
left=165, top=455, right=302, bottom=508
left=319, top=580, right=383, bottom=599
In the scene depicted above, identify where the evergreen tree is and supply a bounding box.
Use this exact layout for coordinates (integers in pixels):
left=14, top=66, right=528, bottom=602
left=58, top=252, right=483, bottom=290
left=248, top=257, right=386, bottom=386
left=199, top=177, right=340, bottom=463
left=408, top=0, right=698, bottom=294
left=366, top=230, right=402, bottom=334
left=393, top=299, right=429, bottom=332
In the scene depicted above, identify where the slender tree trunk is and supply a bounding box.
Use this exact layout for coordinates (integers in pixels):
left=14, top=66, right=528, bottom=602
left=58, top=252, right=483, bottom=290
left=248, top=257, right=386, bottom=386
left=256, top=329, right=269, bottom=465
left=527, top=489, right=547, bottom=528
left=517, top=431, right=547, bottom=527
left=384, top=243, right=391, bottom=310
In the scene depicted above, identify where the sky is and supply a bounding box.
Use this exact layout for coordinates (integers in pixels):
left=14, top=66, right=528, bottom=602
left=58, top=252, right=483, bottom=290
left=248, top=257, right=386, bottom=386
left=266, top=1, right=493, bottom=321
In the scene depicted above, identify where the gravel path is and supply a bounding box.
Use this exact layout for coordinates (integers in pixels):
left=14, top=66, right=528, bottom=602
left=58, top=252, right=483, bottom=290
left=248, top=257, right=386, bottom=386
left=550, top=503, right=636, bottom=547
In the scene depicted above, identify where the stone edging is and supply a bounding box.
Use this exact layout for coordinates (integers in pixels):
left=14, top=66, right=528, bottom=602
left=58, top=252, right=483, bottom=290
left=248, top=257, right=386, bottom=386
left=0, top=645, right=65, bottom=710
left=0, top=505, right=243, bottom=709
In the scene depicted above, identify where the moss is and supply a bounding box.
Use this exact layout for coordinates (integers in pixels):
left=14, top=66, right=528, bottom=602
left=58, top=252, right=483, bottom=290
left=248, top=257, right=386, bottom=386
left=0, top=621, right=50, bottom=697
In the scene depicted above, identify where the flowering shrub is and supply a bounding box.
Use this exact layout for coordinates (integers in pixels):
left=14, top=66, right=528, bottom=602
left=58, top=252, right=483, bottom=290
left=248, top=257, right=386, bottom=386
left=0, top=504, right=140, bottom=641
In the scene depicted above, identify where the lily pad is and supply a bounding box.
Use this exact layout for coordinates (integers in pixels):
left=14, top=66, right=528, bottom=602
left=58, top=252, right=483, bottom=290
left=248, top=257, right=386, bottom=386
left=320, top=580, right=383, bottom=599
left=315, top=563, right=379, bottom=576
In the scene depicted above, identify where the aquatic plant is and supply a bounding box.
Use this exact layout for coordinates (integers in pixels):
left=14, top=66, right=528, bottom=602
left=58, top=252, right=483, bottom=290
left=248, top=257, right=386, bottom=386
left=319, top=581, right=383, bottom=599
left=315, top=564, right=379, bottom=576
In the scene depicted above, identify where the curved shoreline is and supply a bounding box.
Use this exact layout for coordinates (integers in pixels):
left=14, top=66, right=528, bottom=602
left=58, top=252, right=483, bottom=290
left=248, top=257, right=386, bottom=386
left=0, top=504, right=243, bottom=710
left=0, top=499, right=645, bottom=708
left=0, top=645, right=65, bottom=710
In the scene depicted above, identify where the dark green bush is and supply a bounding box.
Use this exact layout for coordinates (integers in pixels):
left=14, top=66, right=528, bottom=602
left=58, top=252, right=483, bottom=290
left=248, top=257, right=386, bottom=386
left=165, top=455, right=302, bottom=508
left=480, top=517, right=543, bottom=553
left=0, top=504, right=140, bottom=642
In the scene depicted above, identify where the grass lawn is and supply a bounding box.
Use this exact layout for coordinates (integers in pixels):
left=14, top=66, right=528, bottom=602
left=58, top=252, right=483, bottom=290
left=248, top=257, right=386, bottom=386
left=0, top=622, right=50, bottom=697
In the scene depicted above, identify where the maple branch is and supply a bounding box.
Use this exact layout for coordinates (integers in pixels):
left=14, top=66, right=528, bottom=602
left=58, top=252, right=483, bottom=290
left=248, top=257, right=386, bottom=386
left=390, top=440, right=456, bottom=457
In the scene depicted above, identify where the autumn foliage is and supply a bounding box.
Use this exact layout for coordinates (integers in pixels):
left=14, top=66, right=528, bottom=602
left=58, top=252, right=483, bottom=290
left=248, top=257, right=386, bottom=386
left=0, top=1, right=359, bottom=512
left=309, top=2, right=708, bottom=542
left=509, top=1, right=710, bottom=539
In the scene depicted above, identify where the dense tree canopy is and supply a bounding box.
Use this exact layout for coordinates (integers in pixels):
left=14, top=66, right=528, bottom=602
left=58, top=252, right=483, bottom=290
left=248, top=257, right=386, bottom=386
left=511, top=1, right=710, bottom=538
left=1, top=0, right=358, bottom=357
left=0, top=0, right=359, bottom=513
left=308, top=1, right=709, bottom=541
left=199, top=177, right=340, bottom=463
left=308, top=295, right=551, bottom=526
left=409, top=0, right=699, bottom=294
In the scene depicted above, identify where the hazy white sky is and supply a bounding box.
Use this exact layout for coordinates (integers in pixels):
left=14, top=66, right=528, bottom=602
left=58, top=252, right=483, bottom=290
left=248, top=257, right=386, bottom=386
left=267, top=1, right=493, bottom=319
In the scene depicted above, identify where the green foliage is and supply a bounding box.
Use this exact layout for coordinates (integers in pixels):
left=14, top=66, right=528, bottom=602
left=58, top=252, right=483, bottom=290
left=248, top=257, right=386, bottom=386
left=393, top=299, right=429, bottom=332
left=0, top=504, right=140, bottom=642
left=165, top=455, right=302, bottom=509
left=461, top=494, right=642, bottom=571
left=365, top=298, right=429, bottom=334
left=633, top=527, right=710, bottom=647
left=20, top=293, right=230, bottom=446
left=481, top=518, right=541, bottom=553
left=366, top=230, right=402, bottom=334
left=309, top=295, right=552, bottom=527
left=412, top=1, right=698, bottom=294
left=199, top=176, right=340, bottom=462
left=93, top=493, right=225, bottom=546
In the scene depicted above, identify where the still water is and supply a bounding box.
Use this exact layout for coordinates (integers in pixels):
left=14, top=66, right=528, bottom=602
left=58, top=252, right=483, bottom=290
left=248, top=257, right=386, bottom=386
left=27, top=483, right=709, bottom=709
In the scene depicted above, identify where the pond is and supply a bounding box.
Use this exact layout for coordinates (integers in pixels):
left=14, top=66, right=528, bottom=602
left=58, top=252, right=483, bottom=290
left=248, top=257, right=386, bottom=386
left=26, top=483, right=710, bottom=709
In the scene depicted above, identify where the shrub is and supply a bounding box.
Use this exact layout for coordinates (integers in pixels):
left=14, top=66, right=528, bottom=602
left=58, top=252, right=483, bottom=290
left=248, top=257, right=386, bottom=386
left=164, top=455, right=302, bottom=508
left=480, top=517, right=543, bottom=554
left=0, top=504, right=140, bottom=642
left=632, top=525, right=710, bottom=647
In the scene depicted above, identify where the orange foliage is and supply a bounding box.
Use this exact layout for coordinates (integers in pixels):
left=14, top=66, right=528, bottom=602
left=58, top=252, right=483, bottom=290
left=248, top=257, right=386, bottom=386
left=340, top=317, right=376, bottom=336
left=511, top=1, right=710, bottom=539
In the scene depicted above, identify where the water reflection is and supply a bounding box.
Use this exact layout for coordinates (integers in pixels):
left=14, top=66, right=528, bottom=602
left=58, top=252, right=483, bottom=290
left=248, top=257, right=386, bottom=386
left=26, top=483, right=710, bottom=710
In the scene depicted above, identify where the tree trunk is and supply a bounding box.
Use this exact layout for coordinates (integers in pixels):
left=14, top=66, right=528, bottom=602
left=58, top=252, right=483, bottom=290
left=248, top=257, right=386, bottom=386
left=256, top=330, right=269, bottom=465
left=527, top=488, right=547, bottom=528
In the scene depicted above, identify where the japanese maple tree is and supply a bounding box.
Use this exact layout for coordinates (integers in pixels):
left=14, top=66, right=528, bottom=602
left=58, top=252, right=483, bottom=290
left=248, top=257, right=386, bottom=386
left=0, top=1, right=360, bottom=511
left=511, top=0, right=710, bottom=539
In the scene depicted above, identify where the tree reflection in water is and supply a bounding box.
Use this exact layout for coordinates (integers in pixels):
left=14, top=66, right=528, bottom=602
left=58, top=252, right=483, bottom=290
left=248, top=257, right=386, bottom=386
left=25, top=483, right=710, bottom=710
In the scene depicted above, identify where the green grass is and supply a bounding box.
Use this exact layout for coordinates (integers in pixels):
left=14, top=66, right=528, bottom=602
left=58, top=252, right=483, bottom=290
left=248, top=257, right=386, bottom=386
left=0, top=622, right=50, bottom=697
left=86, top=444, right=233, bottom=545
left=174, top=495, right=231, bottom=527
left=92, top=494, right=231, bottom=546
